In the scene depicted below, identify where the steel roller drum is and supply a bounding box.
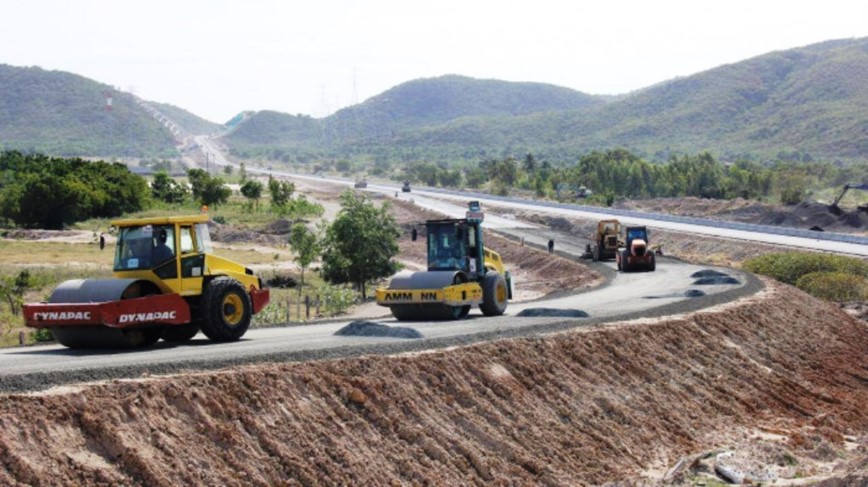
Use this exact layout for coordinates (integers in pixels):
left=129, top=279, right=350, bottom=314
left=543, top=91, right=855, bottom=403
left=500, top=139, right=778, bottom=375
left=49, top=279, right=147, bottom=303
left=48, top=279, right=163, bottom=348
left=386, top=271, right=470, bottom=321
left=386, top=271, right=462, bottom=290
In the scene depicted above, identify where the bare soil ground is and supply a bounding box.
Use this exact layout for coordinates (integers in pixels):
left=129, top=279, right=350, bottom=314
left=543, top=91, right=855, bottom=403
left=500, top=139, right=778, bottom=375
left=619, top=197, right=868, bottom=234
left=519, top=211, right=819, bottom=267
left=0, top=279, right=864, bottom=485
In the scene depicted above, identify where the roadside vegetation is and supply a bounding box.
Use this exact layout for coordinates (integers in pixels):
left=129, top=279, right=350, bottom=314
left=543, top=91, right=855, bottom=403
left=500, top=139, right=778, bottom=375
left=0, top=156, right=402, bottom=344
left=743, top=252, right=868, bottom=301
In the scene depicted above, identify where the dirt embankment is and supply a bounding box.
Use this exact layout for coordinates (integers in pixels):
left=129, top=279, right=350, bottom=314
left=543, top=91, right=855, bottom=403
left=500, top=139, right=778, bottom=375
left=0, top=280, right=865, bottom=486
left=619, top=197, right=868, bottom=234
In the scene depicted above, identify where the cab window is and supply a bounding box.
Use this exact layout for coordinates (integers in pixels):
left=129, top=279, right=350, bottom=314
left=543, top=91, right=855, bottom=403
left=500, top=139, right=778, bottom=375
left=180, top=226, right=195, bottom=254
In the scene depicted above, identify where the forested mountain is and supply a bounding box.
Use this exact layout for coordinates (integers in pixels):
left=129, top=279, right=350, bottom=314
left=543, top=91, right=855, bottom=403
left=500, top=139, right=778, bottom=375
left=0, top=65, right=179, bottom=158
left=385, top=38, right=868, bottom=162
left=3, top=37, right=867, bottom=164
left=224, top=76, right=606, bottom=157
left=225, top=38, right=868, bottom=164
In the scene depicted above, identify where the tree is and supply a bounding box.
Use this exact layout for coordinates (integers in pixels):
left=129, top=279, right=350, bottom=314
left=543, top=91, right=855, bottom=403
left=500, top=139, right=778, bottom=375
left=223, top=165, right=233, bottom=176
left=151, top=171, right=188, bottom=204
left=186, top=168, right=230, bottom=207
left=0, top=270, right=31, bottom=318
left=0, top=152, right=148, bottom=229
left=522, top=153, right=537, bottom=174
left=321, top=191, right=400, bottom=299
left=239, top=162, right=247, bottom=183
left=288, top=223, right=321, bottom=302
left=268, top=176, right=295, bottom=210
left=240, top=180, right=263, bottom=210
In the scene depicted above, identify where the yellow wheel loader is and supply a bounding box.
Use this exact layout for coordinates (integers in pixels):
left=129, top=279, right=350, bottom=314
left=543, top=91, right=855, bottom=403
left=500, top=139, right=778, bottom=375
left=375, top=201, right=512, bottom=320
left=24, top=214, right=270, bottom=348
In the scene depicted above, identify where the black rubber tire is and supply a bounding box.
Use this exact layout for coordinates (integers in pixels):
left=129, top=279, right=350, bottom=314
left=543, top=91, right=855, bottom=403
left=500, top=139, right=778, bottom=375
left=121, top=327, right=163, bottom=347
left=455, top=305, right=471, bottom=319
left=648, top=253, right=656, bottom=272
left=479, top=273, right=508, bottom=316
left=620, top=250, right=632, bottom=273
left=199, top=277, right=252, bottom=342
left=161, top=323, right=200, bottom=342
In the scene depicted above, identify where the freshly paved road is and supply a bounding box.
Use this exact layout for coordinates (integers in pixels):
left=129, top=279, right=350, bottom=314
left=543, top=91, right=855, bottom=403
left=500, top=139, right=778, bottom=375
left=0, top=174, right=759, bottom=392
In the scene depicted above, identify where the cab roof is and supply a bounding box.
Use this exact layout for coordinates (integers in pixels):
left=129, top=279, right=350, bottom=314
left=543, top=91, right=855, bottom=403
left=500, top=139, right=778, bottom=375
left=111, top=214, right=210, bottom=227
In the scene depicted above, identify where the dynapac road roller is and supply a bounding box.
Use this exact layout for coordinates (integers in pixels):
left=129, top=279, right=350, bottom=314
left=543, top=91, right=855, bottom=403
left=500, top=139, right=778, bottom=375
left=375, top=201, right=512, bottom=320
left=23, top=214, right=269, bottom=348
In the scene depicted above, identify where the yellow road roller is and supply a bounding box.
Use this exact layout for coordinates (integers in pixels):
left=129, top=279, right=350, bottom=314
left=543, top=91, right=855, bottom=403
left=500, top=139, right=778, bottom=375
left=23, top=214, right=269, bottom=348
left=375, top=201, right=512, bottom=320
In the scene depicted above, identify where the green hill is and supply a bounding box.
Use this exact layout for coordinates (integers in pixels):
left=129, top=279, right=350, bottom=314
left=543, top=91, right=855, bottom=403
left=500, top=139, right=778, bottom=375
left=224, top=75, right=605, bottom=156
left=224, top=38, right=868, bottom=164
left=386, top=38, right=868, bottom=162
left=0, top=64, right=179, bottom=158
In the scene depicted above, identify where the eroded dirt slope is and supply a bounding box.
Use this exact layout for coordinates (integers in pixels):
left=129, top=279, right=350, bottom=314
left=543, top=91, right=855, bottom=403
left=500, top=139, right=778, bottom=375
left=0, top=280, right=865, bottom=485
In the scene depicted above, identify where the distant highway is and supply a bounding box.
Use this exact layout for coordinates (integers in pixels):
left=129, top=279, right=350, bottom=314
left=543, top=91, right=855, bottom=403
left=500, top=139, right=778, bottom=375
left=254, top=171, right=868, bottom=257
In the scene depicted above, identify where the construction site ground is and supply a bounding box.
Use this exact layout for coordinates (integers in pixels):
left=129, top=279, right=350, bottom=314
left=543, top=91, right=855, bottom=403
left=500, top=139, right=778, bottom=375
left=0, top=183, right=866, bottom=485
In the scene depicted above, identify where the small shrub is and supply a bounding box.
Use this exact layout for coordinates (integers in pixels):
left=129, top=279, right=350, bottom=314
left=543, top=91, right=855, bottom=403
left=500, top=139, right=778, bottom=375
left=212, top=215, right=227, bottom=224
left=796, top=272, right=868, bottom=302
left=317, top=284, right=357, bottom=316
left=31, top=328, right=54, bottom=343
left=743, top=252, right=868, bottom=285
left=251, top=303, right=285, bottom=326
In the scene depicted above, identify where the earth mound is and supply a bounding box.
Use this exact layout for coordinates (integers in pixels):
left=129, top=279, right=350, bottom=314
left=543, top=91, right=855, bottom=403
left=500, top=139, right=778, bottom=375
left=0, top=282, right=864, bottom=485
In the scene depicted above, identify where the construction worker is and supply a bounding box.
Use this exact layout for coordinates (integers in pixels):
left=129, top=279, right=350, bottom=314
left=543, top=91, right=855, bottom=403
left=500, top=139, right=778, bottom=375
left=153, top=228, right=175, bottom=264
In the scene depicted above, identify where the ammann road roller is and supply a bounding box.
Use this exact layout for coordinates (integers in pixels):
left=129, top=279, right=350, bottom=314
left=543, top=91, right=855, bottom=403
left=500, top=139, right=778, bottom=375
left=23, top=214, right=270, bottom=348
left=375, top=201, right=512, bottom=320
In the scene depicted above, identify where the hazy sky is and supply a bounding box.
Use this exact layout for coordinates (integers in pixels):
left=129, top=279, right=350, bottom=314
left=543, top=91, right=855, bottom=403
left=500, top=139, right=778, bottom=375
left=1, top=0, right=866, bottom=123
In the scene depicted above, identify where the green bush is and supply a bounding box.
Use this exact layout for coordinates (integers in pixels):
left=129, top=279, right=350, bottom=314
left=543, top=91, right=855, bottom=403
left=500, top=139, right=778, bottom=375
left=31, top=328, right=54, bottom=343
left=317, top=284, right=357, bottom=316
left=743, top=252, right=868, bottom=285
left=796, top=272, right=868, bottom=302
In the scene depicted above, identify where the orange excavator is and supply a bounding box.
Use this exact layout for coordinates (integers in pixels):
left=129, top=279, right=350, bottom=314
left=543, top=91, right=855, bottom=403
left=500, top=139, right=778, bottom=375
left=616, top=226, right=656, bottom=272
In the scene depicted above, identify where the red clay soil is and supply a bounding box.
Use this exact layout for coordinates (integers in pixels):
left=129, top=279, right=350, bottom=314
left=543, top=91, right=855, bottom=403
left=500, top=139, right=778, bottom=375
left=0, top=280, right=866, bottom=486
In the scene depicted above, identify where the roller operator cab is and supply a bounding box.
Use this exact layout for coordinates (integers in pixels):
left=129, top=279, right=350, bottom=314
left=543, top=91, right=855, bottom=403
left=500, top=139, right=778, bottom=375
left=616, top=225, right=656, bottom=272
left=375, top=201, right=512, bottom=320
left=23, top=214, right=270, bottom=349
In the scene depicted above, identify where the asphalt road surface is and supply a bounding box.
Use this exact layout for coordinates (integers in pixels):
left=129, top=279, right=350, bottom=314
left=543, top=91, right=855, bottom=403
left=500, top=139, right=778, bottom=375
left=0, top=173, right=760, bottom=392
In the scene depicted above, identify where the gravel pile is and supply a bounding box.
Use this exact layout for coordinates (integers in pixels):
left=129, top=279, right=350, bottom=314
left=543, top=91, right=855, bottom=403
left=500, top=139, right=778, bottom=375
left=334, top=320, right=424, bottom=339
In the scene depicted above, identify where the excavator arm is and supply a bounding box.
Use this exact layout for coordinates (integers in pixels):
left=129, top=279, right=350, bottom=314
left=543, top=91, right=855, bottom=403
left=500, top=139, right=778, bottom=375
left=832, top=183, right=868, bottom=208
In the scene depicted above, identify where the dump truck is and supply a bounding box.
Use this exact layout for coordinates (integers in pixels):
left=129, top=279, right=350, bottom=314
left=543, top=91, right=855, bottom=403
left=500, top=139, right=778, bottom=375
left=375, top=201, right=512, bottom=320
left=354, top=180, right=368, bottom=189
left=616, top=225, right=656, bottom=272
left=402, top=180, right=412, bottom=192
left=23, top=214, right=270, bottom=348
left=590, top=219, right=621, bottom=261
